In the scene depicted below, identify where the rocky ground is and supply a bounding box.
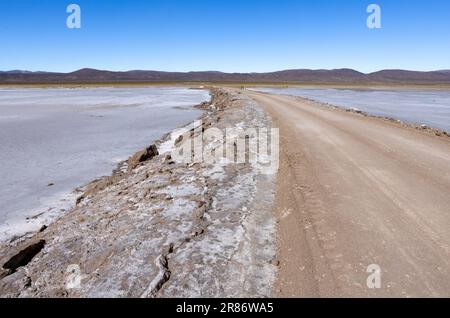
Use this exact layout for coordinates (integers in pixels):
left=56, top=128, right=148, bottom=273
left=0, top=88, right=278, bottom=298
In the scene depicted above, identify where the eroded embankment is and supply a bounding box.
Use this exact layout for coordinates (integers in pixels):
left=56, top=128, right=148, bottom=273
left=0, top=88, right=278, bottom=298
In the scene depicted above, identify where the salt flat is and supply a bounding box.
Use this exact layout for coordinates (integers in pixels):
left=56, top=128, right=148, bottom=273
left=0, top=87, right=209, bottom=241
left=254, top=87, right=450, bottom=131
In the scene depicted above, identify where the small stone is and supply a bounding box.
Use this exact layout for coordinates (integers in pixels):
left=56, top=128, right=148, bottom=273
left=175, top=135, right=184, bottom=146
left=23, top=276, right=32, bottom=288
left=0, top=268, right=12, bottom=280
left=128, top=145, right=159, bottom=171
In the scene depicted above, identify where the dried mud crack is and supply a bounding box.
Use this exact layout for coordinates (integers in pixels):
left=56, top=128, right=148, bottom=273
left=140, top=245, right=173, bottom=298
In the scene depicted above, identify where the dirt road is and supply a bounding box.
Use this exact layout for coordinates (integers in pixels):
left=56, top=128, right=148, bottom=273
left=245, top=91, right=450, bottom=297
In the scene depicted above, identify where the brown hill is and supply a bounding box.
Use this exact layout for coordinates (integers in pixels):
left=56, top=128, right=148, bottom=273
left=1, top=68, right=450, bottom=84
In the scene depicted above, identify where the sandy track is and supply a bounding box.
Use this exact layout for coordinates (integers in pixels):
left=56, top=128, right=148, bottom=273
left=245, top=91, right=450, bottom=297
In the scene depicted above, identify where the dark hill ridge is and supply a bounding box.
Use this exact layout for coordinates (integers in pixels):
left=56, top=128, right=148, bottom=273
left=1, top=68, right=450, bottom=84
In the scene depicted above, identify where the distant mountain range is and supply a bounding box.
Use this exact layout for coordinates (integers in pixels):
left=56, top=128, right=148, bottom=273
left=1, top=68, right=450, bottom=84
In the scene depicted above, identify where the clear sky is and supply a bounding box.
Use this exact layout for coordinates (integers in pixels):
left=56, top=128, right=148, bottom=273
left=1, top=0, right=449, bottom=73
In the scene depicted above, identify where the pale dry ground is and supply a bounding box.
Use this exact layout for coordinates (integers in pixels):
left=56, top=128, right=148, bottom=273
left=245, top=90, right=450, bottom=298
left=0, top=89, right=277, bottom=298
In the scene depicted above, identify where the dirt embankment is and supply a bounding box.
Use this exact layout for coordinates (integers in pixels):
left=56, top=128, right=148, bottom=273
left=0, top=88, right=278, bottom=298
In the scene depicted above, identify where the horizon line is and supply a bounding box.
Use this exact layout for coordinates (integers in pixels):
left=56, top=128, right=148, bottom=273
left=2, top=67, right=450, bottom=75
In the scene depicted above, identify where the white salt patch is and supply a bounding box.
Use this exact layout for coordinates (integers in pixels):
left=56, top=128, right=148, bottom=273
left=0, top=190, right=79, bottom=243
left=0, top=87, right=209, bottom=242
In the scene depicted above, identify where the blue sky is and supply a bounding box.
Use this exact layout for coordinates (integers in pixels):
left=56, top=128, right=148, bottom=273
left=1, top=0, right=449, bottom=73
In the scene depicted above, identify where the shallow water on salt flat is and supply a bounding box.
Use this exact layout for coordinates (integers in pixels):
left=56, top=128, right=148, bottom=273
left=0, top=87, right=209, bottom=240
left=253, top=87, right=450, bottom=131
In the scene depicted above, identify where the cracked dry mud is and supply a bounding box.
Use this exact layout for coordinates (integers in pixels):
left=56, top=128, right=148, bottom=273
left=0, top=88, right=278, bottom=298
